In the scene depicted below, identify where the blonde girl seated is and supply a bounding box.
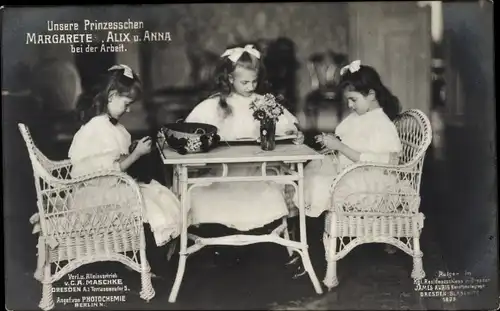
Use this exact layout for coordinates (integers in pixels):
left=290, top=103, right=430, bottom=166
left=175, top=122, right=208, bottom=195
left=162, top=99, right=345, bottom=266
left=185, top=44, right=303, bottom=233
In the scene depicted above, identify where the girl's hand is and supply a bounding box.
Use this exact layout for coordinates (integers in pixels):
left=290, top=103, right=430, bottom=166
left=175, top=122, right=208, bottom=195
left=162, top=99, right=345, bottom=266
left=293, top=131, right=305, bottom=145
left=133, top=136, right=152, bottom=156
left=315, top=133, right=343, bottom=151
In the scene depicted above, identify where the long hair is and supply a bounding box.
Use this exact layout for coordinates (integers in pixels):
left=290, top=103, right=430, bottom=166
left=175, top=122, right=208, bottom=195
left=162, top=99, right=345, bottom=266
left=338, top=65, right=401, bottom=120
left=76, top=67, right=142, bottom=125
left=210, top=48, right=271, bottom=118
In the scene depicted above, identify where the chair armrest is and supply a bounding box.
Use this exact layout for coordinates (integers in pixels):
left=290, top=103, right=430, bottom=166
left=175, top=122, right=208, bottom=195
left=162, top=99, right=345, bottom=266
left=49, top=169, right=136, bottom=186
left=48, top=159, right=73, bottom=179
left=50, top=159, right=72, bottom=168
left=330, top=162, right=420, bottom=214
left=331, top=162, right=402, bottom=187
left=40, top=170, right=144, bottom=217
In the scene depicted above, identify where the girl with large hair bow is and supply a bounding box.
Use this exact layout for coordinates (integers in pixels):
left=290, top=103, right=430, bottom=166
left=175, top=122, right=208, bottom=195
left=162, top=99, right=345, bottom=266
left=286, top=60, right=404, bottom=272
left=69, top=65, right=182, bottom=250
left=184, top=45, right=303, bottom=248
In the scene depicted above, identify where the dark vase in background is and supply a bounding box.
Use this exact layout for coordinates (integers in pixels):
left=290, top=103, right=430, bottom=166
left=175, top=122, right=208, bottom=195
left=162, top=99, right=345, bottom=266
left=260, top=118, right=276, bottom=151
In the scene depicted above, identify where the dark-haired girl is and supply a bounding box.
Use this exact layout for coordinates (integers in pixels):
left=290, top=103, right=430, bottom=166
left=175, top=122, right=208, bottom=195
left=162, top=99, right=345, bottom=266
left=68, top=64, right=181, bottom=248
left=298, top=60, right=403, bottom=218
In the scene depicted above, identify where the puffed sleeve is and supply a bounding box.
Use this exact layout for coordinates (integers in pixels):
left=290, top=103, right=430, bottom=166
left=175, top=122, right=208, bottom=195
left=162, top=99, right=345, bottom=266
left=276, top=108, right=299, bottom=136
left=359, top=122, right=402, bottom=164
left=68, top=119, right=122, bottom=175
left=185, top=97, right=222, bottom=127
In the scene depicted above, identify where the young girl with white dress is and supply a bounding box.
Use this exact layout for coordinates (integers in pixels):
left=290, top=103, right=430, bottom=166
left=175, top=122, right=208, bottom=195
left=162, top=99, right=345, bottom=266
left=300, top=60, right=402, bottom=218
left=286, top=61, right=403, bottom=273
left=184, top=45, right=303, bottom=233
left=68, top=65, right=181, bottom=248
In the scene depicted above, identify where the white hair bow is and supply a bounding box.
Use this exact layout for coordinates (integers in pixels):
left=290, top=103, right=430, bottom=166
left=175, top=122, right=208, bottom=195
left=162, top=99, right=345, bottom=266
left=221, top=44, right=261, bottom=63
left=108, top=64, right=134, bottom=79
left=340, top=60, right=361, bottom=75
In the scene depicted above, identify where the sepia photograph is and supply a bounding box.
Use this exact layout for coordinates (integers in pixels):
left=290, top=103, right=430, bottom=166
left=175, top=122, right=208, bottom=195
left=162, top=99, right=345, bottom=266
left=2, top=2, right=497, bottom=310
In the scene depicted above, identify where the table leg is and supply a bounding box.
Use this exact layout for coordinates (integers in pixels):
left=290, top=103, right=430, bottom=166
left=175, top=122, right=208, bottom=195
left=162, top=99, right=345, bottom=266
left=297, top=162, right=323, bottom=294
left=279, top=164, right=294, bottom=257
left=168, top=165, right=189, bottom=303
left=165, top=165, right=180, bottom=262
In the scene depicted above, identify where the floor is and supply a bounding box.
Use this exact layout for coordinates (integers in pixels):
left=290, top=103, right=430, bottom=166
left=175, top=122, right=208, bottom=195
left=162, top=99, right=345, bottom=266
left=6, top=214, right=450, bottom=311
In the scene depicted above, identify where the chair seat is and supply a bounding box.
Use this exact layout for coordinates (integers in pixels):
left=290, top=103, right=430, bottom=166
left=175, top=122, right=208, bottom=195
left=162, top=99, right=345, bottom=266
left=42, top=209, right=141, bottom=237
left=47, top=224, right=142, bottom=263
left=325, top=212, right=425, bottom=238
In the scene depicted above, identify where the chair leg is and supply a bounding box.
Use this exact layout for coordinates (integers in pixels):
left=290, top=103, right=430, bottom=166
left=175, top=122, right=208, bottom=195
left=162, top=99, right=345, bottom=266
left=34, top=237, right=45, bottom=281
left=34, top=267, right=44, bottom=282
left=140, top=271, right=155, bottom=301
left=323, top=233, right=339, bottom=290
left=39, top=264, right=54, bottom=311
left=139, top=249, right=155, bottom=301
left=411, top=237, right=425, bottom=280
left=168, top=254, right=187, bottom=303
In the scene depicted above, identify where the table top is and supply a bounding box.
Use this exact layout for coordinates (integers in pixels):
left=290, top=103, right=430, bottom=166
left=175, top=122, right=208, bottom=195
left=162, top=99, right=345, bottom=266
left=158, top=143, right=324, bottom=165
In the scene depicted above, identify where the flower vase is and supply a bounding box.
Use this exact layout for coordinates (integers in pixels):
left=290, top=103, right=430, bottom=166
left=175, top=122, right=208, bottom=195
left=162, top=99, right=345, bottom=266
left=260, top=118, right=276, bottom=151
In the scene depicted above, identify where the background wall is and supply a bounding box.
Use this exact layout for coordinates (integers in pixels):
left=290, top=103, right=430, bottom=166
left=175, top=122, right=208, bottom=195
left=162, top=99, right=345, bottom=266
left=3, top=4, right=349, bottom=133
left=145, top=3, right=348, bottom=97
left=437, top=2, right=497, bottom=307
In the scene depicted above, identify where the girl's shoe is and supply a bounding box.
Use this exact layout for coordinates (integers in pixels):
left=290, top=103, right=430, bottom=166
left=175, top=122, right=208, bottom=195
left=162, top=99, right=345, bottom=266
left=285, top=253, right=307, bottom=279
left=292, top=265, right=307, bottom=279
left=285, top=252, right=301, bottom=266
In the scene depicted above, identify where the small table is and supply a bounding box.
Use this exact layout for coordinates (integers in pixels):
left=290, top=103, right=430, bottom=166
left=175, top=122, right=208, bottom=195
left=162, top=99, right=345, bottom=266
left=158, top=143, right=325, bottom=303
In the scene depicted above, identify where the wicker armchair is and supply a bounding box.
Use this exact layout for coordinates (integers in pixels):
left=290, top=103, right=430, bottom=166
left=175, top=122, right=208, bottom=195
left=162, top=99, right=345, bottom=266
left=18, top=123, right=155, bottom=310
left=322, top=109, right=432, bottom=289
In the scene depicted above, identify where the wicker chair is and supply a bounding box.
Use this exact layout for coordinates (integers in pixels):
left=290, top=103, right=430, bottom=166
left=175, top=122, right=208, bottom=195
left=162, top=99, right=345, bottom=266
left=18, top=123, right=155, bottom=310
left=322, top=109, right=432, bottom=289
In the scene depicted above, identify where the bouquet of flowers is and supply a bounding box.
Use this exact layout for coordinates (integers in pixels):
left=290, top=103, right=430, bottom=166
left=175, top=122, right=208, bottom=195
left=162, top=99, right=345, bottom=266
left=249, top=93, right=285, bottom=122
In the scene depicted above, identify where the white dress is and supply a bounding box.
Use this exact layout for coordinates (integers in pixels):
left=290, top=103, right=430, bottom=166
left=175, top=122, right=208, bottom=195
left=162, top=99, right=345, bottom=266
left=184, top=93, right=299, bottom=231
left=301, top=108, right=403, bottom=217
left=68, top=115, right=181, bottom=247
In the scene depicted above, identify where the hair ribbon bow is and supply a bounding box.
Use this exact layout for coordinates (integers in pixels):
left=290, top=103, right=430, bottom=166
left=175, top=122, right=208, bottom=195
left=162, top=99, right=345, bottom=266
left=340, top=60, right=361, bottom=75
left=108, top=64, right=134, bottom=79
left=221, top=44, right=261, bottom=63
